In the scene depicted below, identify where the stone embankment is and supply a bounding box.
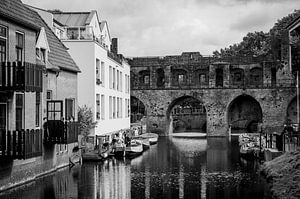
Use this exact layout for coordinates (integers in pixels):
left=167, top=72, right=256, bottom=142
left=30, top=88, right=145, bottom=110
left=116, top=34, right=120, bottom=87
left=261, top=150, right=300, bottom=199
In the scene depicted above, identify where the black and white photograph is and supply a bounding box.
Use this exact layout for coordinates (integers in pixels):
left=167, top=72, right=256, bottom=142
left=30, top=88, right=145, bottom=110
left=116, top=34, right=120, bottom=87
left=0, top=0, right=300, bottom=198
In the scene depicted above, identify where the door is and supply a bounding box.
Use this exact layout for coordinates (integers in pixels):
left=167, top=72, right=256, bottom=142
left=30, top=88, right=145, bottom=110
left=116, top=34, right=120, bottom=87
left=0, top=103, right=7, bottom=153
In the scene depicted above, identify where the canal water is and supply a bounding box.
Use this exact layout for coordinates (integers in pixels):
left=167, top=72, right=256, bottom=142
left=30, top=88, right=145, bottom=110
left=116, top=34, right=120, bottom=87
left=0, top=136, right=271, bottom=199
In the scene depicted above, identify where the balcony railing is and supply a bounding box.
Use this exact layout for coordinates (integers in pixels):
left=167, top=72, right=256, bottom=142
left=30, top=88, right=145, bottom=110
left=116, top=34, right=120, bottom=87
left=107, top=51, right=122, bottom=65
left=0, top=129, right=43, bottom=159
left=44, top=121, right=79, bottom=144
left=0, top=62, right=43, bottom=92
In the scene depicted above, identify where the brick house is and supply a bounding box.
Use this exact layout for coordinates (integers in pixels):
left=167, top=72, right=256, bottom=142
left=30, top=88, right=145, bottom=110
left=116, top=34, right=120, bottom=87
left=0, top=0, right=80, bottom=191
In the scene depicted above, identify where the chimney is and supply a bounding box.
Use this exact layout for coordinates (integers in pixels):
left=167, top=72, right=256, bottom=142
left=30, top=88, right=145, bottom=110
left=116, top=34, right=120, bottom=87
left=111, top=38, right=118, bottom=54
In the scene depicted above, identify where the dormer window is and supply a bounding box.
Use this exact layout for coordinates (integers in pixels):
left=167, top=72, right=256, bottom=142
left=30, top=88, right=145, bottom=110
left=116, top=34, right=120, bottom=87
left=36, top=48, right=47, bottom=63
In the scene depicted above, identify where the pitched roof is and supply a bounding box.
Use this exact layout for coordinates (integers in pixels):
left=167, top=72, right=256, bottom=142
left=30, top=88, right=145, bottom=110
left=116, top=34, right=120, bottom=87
left=53, top=11, right=96, bottom=27
left=27, top=7, right=80, bottom=72
left=0, top=0, right=39, bottom=30
left=286, top=15, right=300, bottom=31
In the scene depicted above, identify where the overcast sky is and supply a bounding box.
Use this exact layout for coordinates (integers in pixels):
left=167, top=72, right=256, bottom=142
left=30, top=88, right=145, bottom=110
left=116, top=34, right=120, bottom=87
left=23, top=0, right=300, bottom=57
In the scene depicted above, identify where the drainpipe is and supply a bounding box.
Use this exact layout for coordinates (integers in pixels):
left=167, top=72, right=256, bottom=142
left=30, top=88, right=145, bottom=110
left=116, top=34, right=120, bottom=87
left=297, top=71, right=299, bottom=130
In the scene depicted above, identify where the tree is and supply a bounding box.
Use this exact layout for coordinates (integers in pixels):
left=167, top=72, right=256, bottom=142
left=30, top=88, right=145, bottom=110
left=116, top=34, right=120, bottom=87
left=213, top=10, right=300, bottom=59
left=78, top=105, right=97, bottom=138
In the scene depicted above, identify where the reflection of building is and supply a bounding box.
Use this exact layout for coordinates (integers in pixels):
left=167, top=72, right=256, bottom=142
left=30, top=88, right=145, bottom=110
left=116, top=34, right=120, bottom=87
left=79, top=160, right=131, bottom=199
left=0, top=0, right=80, bottom=191
left=32, top=7, right=131, bottom=138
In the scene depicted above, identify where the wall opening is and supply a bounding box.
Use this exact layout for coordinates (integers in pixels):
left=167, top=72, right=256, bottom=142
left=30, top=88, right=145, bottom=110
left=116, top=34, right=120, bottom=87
left=286, top=96, right=299, bottom=124
left=167, top=96, right=206, bottom=134
left=228, top=95, right=262, bottom=133
left=156, top=68, right=165, bottom=88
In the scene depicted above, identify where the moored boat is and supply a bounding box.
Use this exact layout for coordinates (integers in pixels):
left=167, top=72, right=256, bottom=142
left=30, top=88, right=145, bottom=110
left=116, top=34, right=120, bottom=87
left=82, top=150, right=103, bottom=162
left=125, top=140, right=143, bottom=157
left=140, top=133, right=159, bottom=145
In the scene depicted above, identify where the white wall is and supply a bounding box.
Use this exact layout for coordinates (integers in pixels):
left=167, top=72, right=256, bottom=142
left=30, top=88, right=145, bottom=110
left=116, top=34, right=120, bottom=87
left=64, top=40, right=130, bottom=136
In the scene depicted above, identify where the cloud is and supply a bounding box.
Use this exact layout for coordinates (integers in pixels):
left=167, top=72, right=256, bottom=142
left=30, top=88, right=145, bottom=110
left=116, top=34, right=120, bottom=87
left=22, top=0, right=300, bottom=56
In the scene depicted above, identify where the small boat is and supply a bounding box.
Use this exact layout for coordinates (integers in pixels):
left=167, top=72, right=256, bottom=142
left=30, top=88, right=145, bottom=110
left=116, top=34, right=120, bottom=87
left=114, top=144, right=126, bottom=157
left=82, top=150, right=103, bottom=162
left=140, top=133, right=158, bottom=145
left=133, top=137, right=150, bottom=151
left=125, top=140, right=143, bottom=157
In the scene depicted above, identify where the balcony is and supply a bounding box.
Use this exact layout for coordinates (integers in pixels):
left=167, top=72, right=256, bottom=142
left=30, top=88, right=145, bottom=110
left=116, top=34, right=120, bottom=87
left=107, top=51, right=122, bottom=65
left=0, top=62, right=43, bottom=92
left=0, top=129, right=43, bottom=159
left=44, top=121, right=79, bottom=144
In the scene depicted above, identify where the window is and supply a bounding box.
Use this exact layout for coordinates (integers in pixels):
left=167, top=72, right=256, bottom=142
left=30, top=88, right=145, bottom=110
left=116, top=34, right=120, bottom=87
left=101, top=61, right=105, bottom=87
left=36, top=92, right=40, bottom=127
left=109, top=66, right=112, bottom=89
left=16, top=94, right=24, bottom=130
left=96, top=59, right=100, bottom=84
left=96, top=94, right=100, bottom=120
left=0, top=25, right=7, bottom=62
left=65, top=98, right=75, bottom=120
left=16, top=32, right=24, bottom=62
left=101, top=95, right=105, bottom=120
left=47, top=101, right=63, bottom=120
left=117, top=70, right=119, bottom=91
left=120, top=71, right=122, bottom=91
left=47, top=90, right=53, bottom=100
left=109, top=96, right=112, bottom=119
left=199, top=74, right=206, bottom=85
left=117, top=97, right=119, bottom=118
left=113, top=68, right=116, bottom=89
left=144, top=75, right=150, bottom=84
left=40, top=48, right=46, bottom=63
left=120, top=97, right=123, bottom=118
left=178, top=74, right=184, bottom=84
left=113, top=97, right=116, bottom=118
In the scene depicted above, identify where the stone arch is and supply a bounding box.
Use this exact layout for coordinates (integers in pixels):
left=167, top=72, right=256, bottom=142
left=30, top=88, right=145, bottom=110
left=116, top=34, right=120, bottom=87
left=227, top=94, right=262, bottom=133
left=166, top=95, right=207, bottom=133
left=130, top=95, right=147, bottom=123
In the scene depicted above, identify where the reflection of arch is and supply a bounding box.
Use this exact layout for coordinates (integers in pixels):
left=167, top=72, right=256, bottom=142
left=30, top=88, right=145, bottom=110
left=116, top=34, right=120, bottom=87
left=156, top=68, right=165, bottom=87
left=131, top=96, right=147, bottom=123
left=227, top=95, right=262, bottom=133
left=249, top=67, right=263, bottom=87
left=286, top=96, right=298, bottom=124
left=167, top=96, right=207, bottom=133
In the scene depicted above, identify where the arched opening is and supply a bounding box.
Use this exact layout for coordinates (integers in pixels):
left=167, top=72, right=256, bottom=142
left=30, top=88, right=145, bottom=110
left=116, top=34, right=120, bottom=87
left=230, top=68, right=244, bottom=87
left=249, top=67, right=263, bottom=87
left=138, top=70, right=150, bottom=87
left=286, top=96, right=299, bottom=124
left=228, top=95, right=262, bottom=133
left=216, top=68, right=223, bottom=87
left=130, top=96, right=146, bottom=123
left=156, top=68, right=165, bottom=88
left=171, top=69, right=188, bottom=86
left=167, top=96, right=206, bottom=134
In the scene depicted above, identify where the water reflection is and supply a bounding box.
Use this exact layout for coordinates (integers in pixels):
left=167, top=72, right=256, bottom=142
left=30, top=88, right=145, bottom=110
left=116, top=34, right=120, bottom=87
left=0, top=136, right=271, bottom=199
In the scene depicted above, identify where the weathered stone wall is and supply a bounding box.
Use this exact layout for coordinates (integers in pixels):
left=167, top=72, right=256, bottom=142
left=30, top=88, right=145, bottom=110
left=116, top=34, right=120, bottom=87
left=132, top=88, right=296, bottom=136
left=129, top=52, right=296, bottom=136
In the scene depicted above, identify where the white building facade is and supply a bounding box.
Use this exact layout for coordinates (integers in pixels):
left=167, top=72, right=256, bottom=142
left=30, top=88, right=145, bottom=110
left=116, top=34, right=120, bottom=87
left=35, top=10, right=131, bottom=137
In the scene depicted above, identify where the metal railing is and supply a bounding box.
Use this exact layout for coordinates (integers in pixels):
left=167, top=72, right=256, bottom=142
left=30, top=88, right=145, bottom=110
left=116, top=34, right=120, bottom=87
left=44, top=121, right=79, bottom=144
left=0, top=129, right=43, bottom=159
left=0, top=62, right=43, bottom=92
